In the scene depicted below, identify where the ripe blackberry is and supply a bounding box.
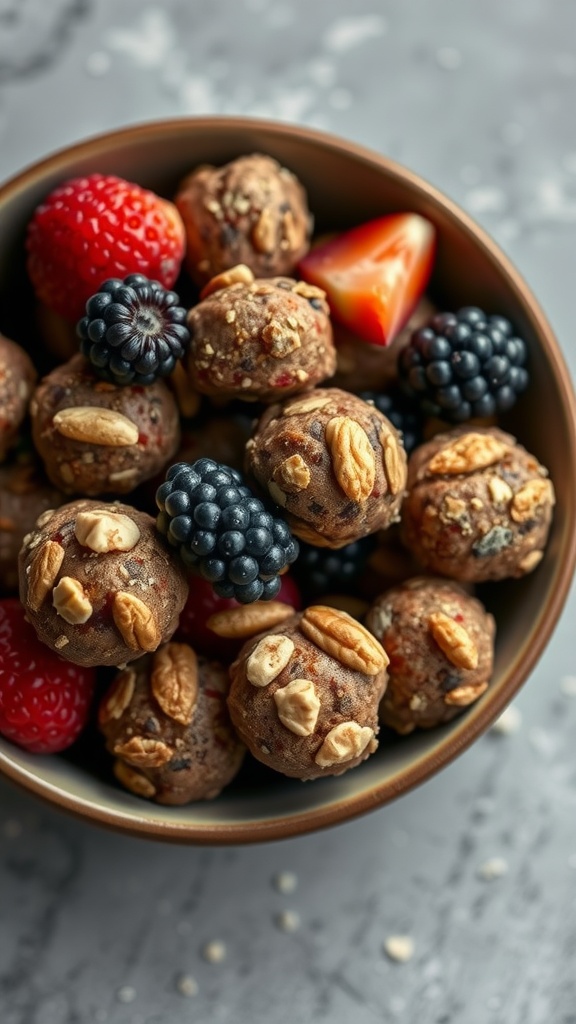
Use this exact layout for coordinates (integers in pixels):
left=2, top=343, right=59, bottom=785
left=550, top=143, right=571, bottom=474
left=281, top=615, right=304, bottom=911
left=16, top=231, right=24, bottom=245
left=398, top=307, right=529, bottom=422
left=77, top=274, right=190, bottom=386
left=359, top=387, right=423, bottom=455
left=155, top=459, right=299, bottom=604
left=293, top=535, right=376, bottom=596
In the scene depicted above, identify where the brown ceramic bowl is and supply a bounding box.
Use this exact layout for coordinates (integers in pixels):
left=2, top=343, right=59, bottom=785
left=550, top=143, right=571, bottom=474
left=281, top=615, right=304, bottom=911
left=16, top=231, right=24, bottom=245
left=1, top=118, right=575, bottom=843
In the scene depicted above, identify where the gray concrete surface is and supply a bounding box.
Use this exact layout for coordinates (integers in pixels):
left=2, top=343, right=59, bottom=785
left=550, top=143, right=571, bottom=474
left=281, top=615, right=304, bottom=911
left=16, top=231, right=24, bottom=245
left=1, top=1, right=576, bottom=1021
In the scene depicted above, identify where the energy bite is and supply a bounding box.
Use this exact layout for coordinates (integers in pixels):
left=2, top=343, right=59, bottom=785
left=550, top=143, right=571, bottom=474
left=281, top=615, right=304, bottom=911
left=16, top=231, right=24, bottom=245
left=30, top=354, right=180, bottom=495
left=0, top=334, right=37, bottom=462
left=227, top=605, right=388, bottom=780
left=0, top=455, right=63, bottom=594
left=401, top=427, right=555, bottom=580
left=19, top=499, right=188, bottom=667
left=176, top=153, right=312, bottom=286
left=246, top=387, right=408, bottom=548
left=99, top=643, right=244, bottom=804
left=365, top=577, right=495, bottom=734
left=185, top=266, right=335, bottom=402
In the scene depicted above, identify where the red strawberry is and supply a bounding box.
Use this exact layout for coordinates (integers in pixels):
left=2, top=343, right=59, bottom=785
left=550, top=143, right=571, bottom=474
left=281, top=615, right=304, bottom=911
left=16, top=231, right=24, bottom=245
left=0, top=599, right=96, bottom=754
left=177, top=573, right=301, bottom=659
left=298, top=213, right=435, bottom=346
left=26, top=173, right=186, bottom=322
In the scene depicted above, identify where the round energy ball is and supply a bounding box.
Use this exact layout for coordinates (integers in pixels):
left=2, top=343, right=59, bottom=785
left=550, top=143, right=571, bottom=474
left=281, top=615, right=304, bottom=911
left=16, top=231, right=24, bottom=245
left=175, top=153, right=312, bottom=286
left=30, top=354, right=180, bottom=496
left=401, top=427, right=555, bottom=581
left=365, top=577, right=495, bottom=734
left=0, top=334, right=37, bottom=462
left=246, top=387, right=408, bottom=548
left=19, top=499, right=188, bottom=667
left=185, top=266, right=335, bottom=403
left=99, top=643, right=245, bottom=805
left=228, top=605, right=388, bottom=780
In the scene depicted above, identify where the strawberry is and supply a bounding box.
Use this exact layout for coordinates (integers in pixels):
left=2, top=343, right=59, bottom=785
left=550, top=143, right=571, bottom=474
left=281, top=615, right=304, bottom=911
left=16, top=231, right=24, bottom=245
left=0, top=599, right=96, bottom=754
left=176, top=573, right=301, bottom=659
left=26, top=173, right=186, bottom=322
left=298, top=212, right=435, bottom=347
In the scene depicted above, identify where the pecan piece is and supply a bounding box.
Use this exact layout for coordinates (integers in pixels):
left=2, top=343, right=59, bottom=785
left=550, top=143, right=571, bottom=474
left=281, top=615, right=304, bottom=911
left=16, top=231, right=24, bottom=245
left=112, top=591, right=160, bottom=652
left=99, top=668, right=136, bottom=726
left=114, top=736, right=173, bottom=768
left=325, top=416, right=376, bottom=502
left=301, top=605, right=388, bottom=676
left=444, top=681, right=489, bottom=707
left=429, top=612, right=478, bottom=670
left=428, top=433, right=508, bottom=475
left=151, top=643, right=199, bottom=725
left=113, top=759, right=157, bottom=798
left=207, top=601, right=294, bottom=639
left=27, top=540, right=65, bottom=611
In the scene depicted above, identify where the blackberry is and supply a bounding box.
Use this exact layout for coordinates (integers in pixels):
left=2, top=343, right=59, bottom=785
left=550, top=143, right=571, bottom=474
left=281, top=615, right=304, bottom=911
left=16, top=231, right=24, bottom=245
left=293, top=535, right=376, bottom=596
left=359, top=387, right=423, bottom=455
left=77, top=273, right=190, bottom=386
left=398, top=307, right=529, bottom=422
left=155, top=459, right=299, bottom=604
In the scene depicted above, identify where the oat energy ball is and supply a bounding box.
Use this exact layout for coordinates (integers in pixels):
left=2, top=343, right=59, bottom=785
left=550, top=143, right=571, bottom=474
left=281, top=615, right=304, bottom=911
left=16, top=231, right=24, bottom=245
left=0, top=334, right=37, bottom=462
left=228, top=605, right=388, bottom=780
left=401, top=427, right=555, bottom=581
left=19, top=500, right=188, bottom=667
left=365, top=577, right=495, bottom=734
left=247, top=387, right=408, bottom=548
left=185, top=266, right=335, bottom=402
left=0, top=456, right=63, bottom=594
left=99, top=643, right=245, bottom=804
left=176, top=153, right=312, bottom=286
left=30, top=354, right=180, bottom=495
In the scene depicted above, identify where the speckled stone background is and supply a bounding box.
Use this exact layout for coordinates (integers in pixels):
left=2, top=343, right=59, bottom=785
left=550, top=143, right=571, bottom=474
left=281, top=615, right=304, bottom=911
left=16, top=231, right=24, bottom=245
left=2, top=2, right=576, bottom=1022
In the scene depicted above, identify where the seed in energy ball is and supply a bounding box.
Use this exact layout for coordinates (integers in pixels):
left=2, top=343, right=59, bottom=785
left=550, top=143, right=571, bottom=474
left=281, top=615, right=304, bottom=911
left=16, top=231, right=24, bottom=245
left=77, top=274, right=191, bottom=386
left=156, top=459, right=299, bottom=604
left=399, top=306, right=529, bottom=422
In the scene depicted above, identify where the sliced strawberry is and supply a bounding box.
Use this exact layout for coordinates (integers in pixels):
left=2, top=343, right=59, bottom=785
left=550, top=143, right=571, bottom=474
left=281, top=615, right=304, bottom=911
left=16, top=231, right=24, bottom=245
left=298, top=213, right=436, bottom=347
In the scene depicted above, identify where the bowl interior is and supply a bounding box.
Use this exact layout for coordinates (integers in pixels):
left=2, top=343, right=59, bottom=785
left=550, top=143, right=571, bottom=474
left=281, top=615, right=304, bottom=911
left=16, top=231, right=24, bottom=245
left=1, top=118, right=575, bottom=843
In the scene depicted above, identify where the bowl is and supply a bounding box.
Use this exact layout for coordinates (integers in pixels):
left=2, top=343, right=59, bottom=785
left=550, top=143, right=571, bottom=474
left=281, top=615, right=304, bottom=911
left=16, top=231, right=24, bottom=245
left=1, top=117, right=575, bottom=844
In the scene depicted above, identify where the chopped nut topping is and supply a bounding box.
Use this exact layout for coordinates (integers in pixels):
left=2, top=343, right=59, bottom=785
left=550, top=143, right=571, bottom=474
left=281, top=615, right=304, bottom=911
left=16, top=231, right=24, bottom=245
left=200, top=263, right=254, bottom=300
left=267, top=480, right=288, bottom=507
left=301, top=605, right=388, bottom=676
left=325, top=416, right=376, bottom=503
left=292, top=280, right=326, bottom=302
left=252, top=206, right=276, bottom=253
left=52, top=576, right=93, bottom=624
left=246, top=634, right=295, bottom=687
left=518, top=548, right=544, bottom=573
left=428, top=433, right=509, bottom=475
left=99, top=668, right=136, bottom=725
left=283, top=394, right=332, bottom=417
left=444, top=681, right=489, bottom=706
left=151, top=643, right=199, bottom=725
left=113, top=759, right=157, bottom=798
left=52, top=406, right=139, bottom=446
left=274, top=678, right=321, bottom=736
left=114, top=735, right=173, bottom=768
left=510, top=478, right=554, bottom=522
left=381, top=430, right=406, bottom=496
left=273, top=454, right=311, bottom=493
left=35, top=508, right=56, bottom=529
left=428, top=612, right=478, bottom=670
left=74, top=509, right=141, bottom=553
left=112, top=591, right=160, bottom=652
left=261, top=320, right=301, bottom=359
left=487, top=476, right=513, bottom=505
left=27, top=540, right=65, bottom=611
left=207, top=601, right=294, bottom=639
left=314, top=721, right=376, bottom=767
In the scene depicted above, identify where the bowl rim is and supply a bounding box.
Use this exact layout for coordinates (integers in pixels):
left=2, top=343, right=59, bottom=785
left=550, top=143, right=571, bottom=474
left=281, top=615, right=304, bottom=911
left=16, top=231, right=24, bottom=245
left=1, top=115, right=576, bottom=844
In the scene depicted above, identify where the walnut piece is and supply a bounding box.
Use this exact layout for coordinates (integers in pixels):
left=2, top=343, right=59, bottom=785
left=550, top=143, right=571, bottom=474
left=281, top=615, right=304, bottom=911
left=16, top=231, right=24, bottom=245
left=150, top=643, right=199, bottom=725
left=444, top=681, right=489, bottom=707
left=114, top=735, right=174, bottom=768
left=301, top=605, right=388, bottom=676
left=428, top=433, right=508, bottom=475
left=314, top=721, right=376, bottom=768
left=74, top=509, right=141, bottom=553
left=273, top=678, right=321, bottom=736
left=27, top=540, right=65, bottom=611
left=246, top=634, right=295, bottom=687
left=510, top=478, right=554, bottom=523
left=428, top=612, right=479, bottom=670
left=325, top=416, right=376, bottom=502
left=52, top=576, right=93, bottom=624
left=273, top=454, right=311, bottom=493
